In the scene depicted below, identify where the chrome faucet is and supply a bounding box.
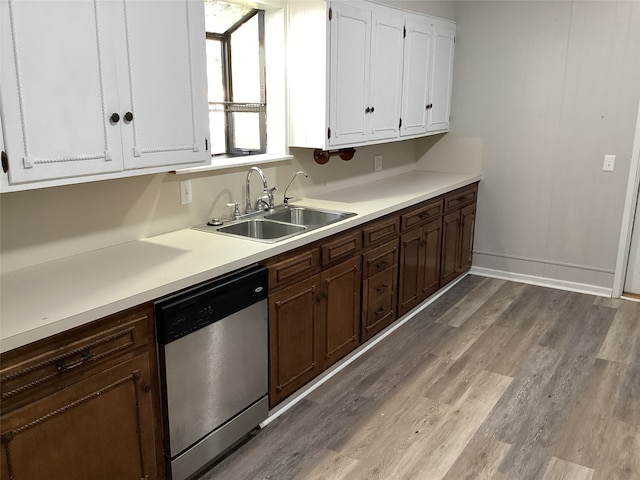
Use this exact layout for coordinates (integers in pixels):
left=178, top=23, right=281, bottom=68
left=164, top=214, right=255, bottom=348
left=245, top=166, right=276, bottom=213
left=283, top=171, right=308, bottom=207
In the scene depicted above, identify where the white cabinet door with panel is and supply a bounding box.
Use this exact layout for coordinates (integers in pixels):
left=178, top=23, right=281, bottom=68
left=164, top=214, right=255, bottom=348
left=328, top=3, right=371, bottom=147
left=400, top=20, right=432, bottom=137
left=368, top=13, right=404, bottom=142
left=1, top=1, right=124, bottom=186
left=0, top=0, right=208, bottom=192
left=427, top=23, right=455, bottom=133
left=117, top=0, right=207, bottom=170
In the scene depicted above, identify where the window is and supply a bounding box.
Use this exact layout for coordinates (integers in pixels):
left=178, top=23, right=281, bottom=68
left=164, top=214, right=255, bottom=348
left=205, top=0, right=266, bottom=156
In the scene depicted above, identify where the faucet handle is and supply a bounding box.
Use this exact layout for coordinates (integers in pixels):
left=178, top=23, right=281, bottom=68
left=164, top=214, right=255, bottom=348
left=226, top=202, right=241, bottom=219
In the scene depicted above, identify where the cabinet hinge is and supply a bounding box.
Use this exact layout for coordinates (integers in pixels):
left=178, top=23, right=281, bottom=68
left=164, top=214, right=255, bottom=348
left=328, top=127, right=331, bottom=139
left=399, top=118, right=402, bottom=129
left=329, top=7, right=332, bottom=21
left=403, top=26, right=406, bottom=38
left=1, top=151, right=8, bottom=174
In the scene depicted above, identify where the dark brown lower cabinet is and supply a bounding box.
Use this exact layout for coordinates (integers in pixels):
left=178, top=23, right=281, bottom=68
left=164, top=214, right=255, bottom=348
left=320, top=257, right=362, bottom=370
left=361, top=239, right=399, bottom=341
left=441, top=202, right=476, bottom=286
left=0, top=304, right=162, bottom=480
left=398, top=218, right=443, bottom=316
left=1, top=354, right=159, bottom=480
left=268, top=254, right=361, bottom=406
left=269, top=275, right=323, bottom=406
left=267, top=183, right=478, bottom=406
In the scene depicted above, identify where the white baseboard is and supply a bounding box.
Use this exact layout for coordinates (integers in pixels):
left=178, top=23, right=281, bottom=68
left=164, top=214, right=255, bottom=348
left=469, top=266, right=613, bottom=298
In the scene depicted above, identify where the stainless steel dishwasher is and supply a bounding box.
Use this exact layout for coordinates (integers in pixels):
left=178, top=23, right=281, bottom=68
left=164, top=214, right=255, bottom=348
left=155, top=264, right=269, bottom=480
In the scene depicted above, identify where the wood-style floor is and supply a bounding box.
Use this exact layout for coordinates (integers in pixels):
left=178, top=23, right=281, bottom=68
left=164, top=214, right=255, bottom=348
left=200, top=275, right=640, bottom=480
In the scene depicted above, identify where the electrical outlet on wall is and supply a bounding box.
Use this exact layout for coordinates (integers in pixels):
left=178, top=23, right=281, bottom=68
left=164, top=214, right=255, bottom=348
left=180, top=180, right=193, bottom=205
left=374, top=155, right=383, bottom=172
left=603, top=155, right=615, bottom=172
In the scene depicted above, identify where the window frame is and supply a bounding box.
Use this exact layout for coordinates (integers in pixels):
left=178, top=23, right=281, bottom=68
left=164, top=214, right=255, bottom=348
left=206, top=9, right=267, bottom=157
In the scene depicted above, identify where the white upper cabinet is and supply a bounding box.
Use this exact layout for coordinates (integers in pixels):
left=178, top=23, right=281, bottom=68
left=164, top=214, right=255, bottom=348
left=328, top=4, right=371, bottom=147
left=400, top=20, right=432, bottom=137
left=368, top=13, right=404, bottom=142
left=427, top=23, right=456, bottom=133
left=0, top=0, right=208, bottom=192
left=328, top=4, right=403, bottom=146
left=288, top=0, right=455, bottom=151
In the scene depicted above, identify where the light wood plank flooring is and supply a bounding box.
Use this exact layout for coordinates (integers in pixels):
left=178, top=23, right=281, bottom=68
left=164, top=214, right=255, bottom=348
left=200, top=275, right=640, bottom=480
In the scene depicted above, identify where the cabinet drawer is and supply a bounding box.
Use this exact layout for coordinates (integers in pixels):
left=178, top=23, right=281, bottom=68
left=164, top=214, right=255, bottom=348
left=362, top=216, right=400, bottom=249
left=321, top=230, right=362, bottom=266
left=362, top=239, right=399, bottom=278
left=266, top=248, right=321, bottom=291
left=364, top=267, right=396, bottom=305
left=0, top=304, right=152, bottom=413
left=362, top=266, right=397, bottom=341
left=401, top=199, right=443, bottom=231
left=364, top=295, right=396, bottom=332
left=444, top=184, right=478, bottom=212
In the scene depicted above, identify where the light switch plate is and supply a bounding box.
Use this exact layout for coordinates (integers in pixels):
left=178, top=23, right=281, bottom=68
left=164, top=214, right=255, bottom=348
left=603, top=155, right=615, bottom=172
left=374, top=155, right=383, bottom=172
left=180, top=180, right=193, bottom=205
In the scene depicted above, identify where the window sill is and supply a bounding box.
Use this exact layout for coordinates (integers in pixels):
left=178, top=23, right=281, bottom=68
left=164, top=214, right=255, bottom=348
left=172, top=153, right=294, bottom=175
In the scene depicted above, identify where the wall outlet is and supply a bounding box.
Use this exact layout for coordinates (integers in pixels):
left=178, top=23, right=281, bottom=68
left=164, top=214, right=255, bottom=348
left=374, top=155, right=383, bottom=172
left=603, top=155, right=615, bottom=172
left=180, top=180, right=193, bottom=205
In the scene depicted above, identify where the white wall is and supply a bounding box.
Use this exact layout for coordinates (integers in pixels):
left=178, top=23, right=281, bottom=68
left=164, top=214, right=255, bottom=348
left=377, top=0, right=457, bottom=20
left=0, top=141, right=418, bottom=273
left=419, top=0, right=640, bottom=290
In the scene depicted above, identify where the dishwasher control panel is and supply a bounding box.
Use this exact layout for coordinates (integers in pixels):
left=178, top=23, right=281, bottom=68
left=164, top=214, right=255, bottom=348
left=155, top=265, right=268, bottom=344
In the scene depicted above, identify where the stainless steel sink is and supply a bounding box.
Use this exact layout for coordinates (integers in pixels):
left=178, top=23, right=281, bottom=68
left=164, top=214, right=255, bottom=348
left=191, top=205, right=356, bottom=243
left=208, top=219, right=306, bottom=242
left=264, top=206, right=356, bottom=227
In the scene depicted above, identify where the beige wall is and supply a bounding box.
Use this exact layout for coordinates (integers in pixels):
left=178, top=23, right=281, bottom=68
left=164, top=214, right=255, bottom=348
left=0, top=141, right=418, bottom=272
left=419, top=0, right=640, bottom=289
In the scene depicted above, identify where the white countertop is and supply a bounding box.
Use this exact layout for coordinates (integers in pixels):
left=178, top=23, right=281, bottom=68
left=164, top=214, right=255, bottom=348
left=0, top=171, right=480, bottom=352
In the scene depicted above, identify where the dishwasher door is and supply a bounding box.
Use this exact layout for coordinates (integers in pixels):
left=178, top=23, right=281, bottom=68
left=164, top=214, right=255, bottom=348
left=155, top=265, right=268, bottom=479
left=163, top=300, right=267, bottom=455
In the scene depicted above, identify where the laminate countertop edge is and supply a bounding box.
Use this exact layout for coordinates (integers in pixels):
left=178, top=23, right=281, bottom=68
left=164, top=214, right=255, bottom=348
left=0, top=170, right=481, bottom=353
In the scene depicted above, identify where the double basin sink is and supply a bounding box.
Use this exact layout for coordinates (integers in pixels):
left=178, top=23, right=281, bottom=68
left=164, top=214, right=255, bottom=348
left=192, top=205, right=357, bottom=243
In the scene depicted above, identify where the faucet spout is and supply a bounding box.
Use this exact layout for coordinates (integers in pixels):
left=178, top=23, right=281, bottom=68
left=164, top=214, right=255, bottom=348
left=245, top=166, right=270, bottom=214
left=283, top=171, right=309, bottom=206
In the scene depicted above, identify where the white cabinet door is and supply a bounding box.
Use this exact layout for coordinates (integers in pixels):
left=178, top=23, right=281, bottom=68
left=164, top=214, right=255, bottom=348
left=0, top=0, right=207, bottom=190
left=400, top=20, right=431, bottom=137
left=427, top=23, right=455, bottom=132
left=118, top=0, right=207, bottom=170
left=368, top=13, right=404, bottom=142
left=329, top=3, right=370, bottom=147
left=1, top=0, right=124, bottom=185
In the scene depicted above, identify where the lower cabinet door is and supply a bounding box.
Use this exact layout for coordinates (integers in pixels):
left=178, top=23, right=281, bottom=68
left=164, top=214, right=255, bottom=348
left=398, top=227, right=423, bottom=316
left=441, top=210, right=461, bottom=286
left=320, top=257, right=362, bottom=370
left=459, top=203, right=476, bottom=273
left=420, top=218, right=443, bottom=298
left=0, top=354, right=159, bottom=480
left=269, top=276, right=322, bottom=406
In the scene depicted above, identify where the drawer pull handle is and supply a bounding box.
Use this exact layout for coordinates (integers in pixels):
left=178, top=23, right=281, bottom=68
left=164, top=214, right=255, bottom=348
left=375, top=260, right=389, bottom=270
left=376, top=283, right=389, bottom=292
left=56, top=349, right=93, bottom=372
left=375, top=308, right=387, bottom=317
